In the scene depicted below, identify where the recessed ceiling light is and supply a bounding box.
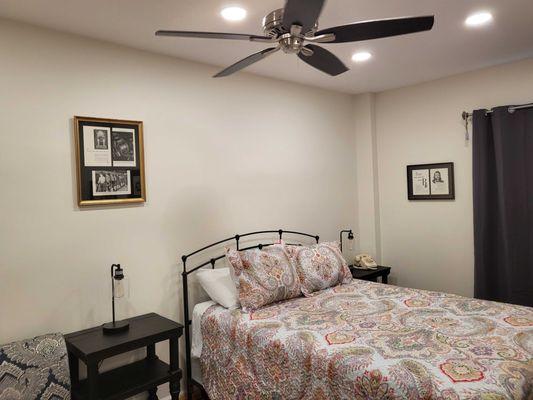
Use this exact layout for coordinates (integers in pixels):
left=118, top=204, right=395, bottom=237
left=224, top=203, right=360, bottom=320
left=352, top=52, right=372, bottom=63
left=221, top=6, right=247, bottom=22
left=465, top=12, right=493, bottom=27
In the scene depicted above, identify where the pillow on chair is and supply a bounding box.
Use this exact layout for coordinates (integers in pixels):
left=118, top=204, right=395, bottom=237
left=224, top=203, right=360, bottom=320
left=287, top=241, right=352, bottom=296
left=226, top=244, right=301, bottom=312
left=0, top=333, right=71, bottom=399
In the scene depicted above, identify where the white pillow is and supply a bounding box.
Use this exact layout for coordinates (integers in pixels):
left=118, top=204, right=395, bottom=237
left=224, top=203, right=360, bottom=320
left=196, top=267, right=239, bottom=309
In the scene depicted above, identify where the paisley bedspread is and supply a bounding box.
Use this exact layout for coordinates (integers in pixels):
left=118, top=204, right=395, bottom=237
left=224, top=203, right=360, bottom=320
left=200, top=280, right=533, bottom=399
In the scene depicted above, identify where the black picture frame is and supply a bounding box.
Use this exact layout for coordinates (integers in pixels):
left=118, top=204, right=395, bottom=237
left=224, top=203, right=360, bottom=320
left=74, top=116, right=146, bottom=206
left=407, top=162, right=455, bottom=200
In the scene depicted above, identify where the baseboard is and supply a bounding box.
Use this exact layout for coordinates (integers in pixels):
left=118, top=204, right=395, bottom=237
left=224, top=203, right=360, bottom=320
left=155, top=382, right=205, bottom=400
left=160, top=393, right=196, bottom=400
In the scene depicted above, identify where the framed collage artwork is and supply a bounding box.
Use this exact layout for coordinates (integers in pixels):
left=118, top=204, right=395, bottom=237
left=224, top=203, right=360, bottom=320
left=74, top=116, right=146, bottom=206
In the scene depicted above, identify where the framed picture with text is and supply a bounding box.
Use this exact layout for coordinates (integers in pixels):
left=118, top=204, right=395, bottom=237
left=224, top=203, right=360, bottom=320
left=74, top=116, right=146, bottom=206
left=407, top=162, right=455, bottom=200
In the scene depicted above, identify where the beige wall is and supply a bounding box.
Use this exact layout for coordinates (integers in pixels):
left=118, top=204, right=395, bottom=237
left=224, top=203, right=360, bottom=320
left=372, top=58, right=533, bottom=297
left=0, top=18, right=357, bottom=347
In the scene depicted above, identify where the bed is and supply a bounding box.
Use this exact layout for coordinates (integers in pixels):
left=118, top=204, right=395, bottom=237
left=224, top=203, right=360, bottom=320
left=181, top=230, right=533, bottom=400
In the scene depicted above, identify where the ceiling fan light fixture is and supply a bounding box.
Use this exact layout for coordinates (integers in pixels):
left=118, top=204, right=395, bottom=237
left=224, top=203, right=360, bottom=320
left=352, top=52, right=372, bottom=63
left=465, top=12, right=493, bottom=27
left=221, top=6, right=247, bottom=22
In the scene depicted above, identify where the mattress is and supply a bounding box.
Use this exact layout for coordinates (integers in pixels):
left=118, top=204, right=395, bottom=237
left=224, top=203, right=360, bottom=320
left=192, top=300, right=216, bottom=359
left=199, top=280, right=533, bottom=400
left=190, top=300, right=217, bottom=385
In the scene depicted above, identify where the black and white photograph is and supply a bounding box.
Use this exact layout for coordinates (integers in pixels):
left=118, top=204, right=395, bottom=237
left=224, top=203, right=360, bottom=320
left=112, top=128, right=136, bottom=167
left=407, top=162, right=455, bottom=200
left=92, top=170, right=131, bottom=196
left=93, top=129, right=109, bottom=150
left=82, top=126, right=111, bottom=167
left=430, top=168, right=450, bottom=195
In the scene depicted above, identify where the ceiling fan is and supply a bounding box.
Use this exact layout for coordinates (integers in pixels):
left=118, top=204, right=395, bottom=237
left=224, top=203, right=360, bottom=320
left=155, top=0, right=434, bottom=78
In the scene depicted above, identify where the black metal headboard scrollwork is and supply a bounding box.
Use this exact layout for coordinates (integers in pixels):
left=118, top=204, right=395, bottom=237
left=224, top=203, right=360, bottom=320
left=180, top=229, right=319, bottom=399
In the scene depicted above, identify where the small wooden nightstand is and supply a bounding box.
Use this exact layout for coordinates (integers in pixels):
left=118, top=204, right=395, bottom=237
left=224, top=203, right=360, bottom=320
left=350, top=265, right=391, bottom=283
left=65, top=313, right=183, bottom=400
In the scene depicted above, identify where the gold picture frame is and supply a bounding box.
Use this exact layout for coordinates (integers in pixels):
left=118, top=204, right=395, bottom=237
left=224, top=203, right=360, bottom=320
left=74, top=116, right=146, bottom=206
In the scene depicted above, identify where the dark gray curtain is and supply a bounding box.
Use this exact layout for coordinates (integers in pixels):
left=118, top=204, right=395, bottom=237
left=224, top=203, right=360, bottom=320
left=473, top=106, right=533, bottom=306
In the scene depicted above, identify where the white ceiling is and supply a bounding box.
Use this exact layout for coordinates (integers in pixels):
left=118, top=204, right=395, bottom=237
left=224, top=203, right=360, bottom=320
left=1, top=0, right=532, bottom=94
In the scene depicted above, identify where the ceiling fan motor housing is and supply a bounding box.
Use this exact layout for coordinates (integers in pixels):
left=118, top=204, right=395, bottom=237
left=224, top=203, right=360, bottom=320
left=262, top=8, right=318, bottom=38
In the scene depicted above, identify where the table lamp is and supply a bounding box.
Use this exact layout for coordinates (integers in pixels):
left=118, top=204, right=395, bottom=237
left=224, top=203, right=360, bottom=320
left=102, top=264, right=130, bottom=334
left=339, top=229, right=355, bottom=252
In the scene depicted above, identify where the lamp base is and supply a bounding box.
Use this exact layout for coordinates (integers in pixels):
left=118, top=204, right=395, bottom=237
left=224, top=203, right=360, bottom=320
left=102, top=320, right=130, bottom=335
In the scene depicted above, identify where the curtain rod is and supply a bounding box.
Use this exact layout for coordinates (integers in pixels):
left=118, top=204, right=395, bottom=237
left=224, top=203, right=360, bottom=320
left=461, top=102, right=533, bottom=141
left=462, top=102, right=533, bottom=121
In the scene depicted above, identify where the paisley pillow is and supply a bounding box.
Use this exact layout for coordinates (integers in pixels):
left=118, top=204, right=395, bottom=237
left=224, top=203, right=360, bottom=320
left=288, top=241, right=352, bottom=296
left=225, top=244, right=301, bottom=312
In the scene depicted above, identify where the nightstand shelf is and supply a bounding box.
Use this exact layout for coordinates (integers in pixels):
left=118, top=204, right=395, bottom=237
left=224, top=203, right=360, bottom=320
left=74, top=358, right=178, bottom=400
left=350, top=265, right=391, bottom=283
left=65, top=313, right=183, bottom=400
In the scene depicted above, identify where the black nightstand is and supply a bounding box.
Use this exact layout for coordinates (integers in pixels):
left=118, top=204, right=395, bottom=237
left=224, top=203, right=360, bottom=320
left=65, top=313, right=183, bottom=400
left=350, top=265, right=391, bottom=283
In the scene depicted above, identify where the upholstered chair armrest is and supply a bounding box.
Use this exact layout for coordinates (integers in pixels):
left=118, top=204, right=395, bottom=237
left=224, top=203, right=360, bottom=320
left=0, top=333, right=71, bottom=399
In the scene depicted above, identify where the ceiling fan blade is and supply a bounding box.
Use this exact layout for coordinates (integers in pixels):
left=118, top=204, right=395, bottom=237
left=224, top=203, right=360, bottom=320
left=155, top=30, right=273, bottom=43
left=282, top=0, right=325, bottom=33
left=298, top=45, right=348, bottom=76
left=315, top=15, right=434, bottom=43
left=214, top=47, right=279, bottom=78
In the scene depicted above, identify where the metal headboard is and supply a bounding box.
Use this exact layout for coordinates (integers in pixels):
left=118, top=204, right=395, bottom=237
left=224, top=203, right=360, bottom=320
left=180, top=229, right=319, bottom=399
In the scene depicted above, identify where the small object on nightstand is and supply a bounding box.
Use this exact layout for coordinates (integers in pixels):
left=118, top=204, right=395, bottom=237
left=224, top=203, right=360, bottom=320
left=65, top=313, right=183, bottom=400
left=353, top=254, right=377, bottom=269
left=350, top=265, right=391, bottom=283
left=103, top=263, right=130, bottom=334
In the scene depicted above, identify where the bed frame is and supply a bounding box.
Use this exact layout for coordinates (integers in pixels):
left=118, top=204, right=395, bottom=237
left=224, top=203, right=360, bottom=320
left=180, top=229, right=320, bottom=399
